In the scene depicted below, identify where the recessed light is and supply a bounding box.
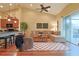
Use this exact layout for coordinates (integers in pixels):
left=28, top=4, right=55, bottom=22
left=0, top=5, right=3, bottom=8
left=30, top=4, right=33, bottom=7
left=9, top=3, right=12, bottom=6
left=0, top=16, right=2, bottom=19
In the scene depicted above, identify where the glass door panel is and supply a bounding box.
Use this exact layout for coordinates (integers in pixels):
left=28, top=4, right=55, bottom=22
left=71, top=20, right=79, bottom=45
left=61, top=16, right=71, bottom=42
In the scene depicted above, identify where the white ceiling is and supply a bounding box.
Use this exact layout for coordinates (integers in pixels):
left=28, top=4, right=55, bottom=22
left=0, top=3, right=69, bottom=15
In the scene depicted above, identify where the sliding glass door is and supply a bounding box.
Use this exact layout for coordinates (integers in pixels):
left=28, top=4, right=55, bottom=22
left=61, top=12, right=79, bottom=45
left=71, top=12, right=79, bottom=45
left=71, top=20, right=79, bottom=45
left=61, top=16, right=71, bottom=42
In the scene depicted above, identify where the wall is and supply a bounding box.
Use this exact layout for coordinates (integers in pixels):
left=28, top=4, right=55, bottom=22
left=56, top=3, right=79, bottom=31
left=21, top=8, right=57, bottom=36
left=20, top=4, right=79, bottom=36
left=0, top=4, right=79, bottom=36
left=57, top=4, right=79, bottom=17
left=0, top=7, right=57, bottom=37
left=0, top=8, right=22, bottom=31
left=0, top=12, right=4, bottom=29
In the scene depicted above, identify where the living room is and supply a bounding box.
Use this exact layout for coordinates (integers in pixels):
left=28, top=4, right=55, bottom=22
left=0, top=3, right=79, bottom=56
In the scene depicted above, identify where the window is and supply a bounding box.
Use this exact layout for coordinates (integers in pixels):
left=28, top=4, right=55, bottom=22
left=37, top=23, right=42, bottom=29
left=43, top=23, right=48, bottom=29
left=36, top=23, right=48, bottom=29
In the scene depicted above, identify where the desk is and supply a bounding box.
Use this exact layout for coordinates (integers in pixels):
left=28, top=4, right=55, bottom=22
left=0, top=32, right=18, bottom=48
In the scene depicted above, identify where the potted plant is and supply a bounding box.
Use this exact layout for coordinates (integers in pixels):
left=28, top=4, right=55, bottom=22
left=20, top=22, right=28, bottom=35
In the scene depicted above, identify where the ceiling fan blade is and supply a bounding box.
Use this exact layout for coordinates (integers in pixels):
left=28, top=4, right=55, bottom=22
left=39, top=4, right=50, bottom=13
left=40, top=4, right=44, bottom=8
left=44, top=9, right=48, bottom=12
left=40, top=9, right=43, bottom=12
left=35, top=8, right=41, bottom=10
left=45, top=6, right=51, bottom=9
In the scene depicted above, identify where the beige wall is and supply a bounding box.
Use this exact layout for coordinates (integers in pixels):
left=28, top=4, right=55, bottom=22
left=0, top=7, right=57, bottom=36
left=21, top=8, right=57, bottom=36
left=0, top=3, right=79, bottom=36
left=2, top=8, right=21, bottom=20
left=22, top=9, right=56, bottom=29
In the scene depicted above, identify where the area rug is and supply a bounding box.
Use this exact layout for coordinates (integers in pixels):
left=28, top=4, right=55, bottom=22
left=24, top=42, right=69, bottom=51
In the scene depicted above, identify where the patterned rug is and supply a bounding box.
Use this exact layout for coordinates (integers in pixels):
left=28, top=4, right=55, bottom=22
left=24, top=42, right=69, bottom=51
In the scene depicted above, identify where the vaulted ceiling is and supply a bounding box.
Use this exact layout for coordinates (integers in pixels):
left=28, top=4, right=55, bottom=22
left=0, top=3, right=69, bottom=15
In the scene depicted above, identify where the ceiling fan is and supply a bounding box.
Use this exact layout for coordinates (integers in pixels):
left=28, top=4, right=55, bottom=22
left=40, top=4, right=51, bottom=12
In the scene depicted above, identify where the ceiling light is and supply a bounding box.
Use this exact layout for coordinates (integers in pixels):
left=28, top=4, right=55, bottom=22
left=9, top=3, right=12, bottom=6
left=8, top=18, right=11, bottom=21
left=0, top=16, right=2, bottom=19
left=0, top=5, right=3, bottom=8
left=30, top=4, right=33, bottom=7
left=14, top=21, right=17, bottom=23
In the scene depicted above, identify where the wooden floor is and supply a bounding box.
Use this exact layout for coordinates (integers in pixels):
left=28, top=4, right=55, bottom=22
left=17, top=51, right=64, bottom=56
left=0, top=45, right=16, bottom=56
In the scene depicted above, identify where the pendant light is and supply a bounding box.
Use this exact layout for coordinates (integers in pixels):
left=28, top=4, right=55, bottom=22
left=7, top=3, right=12, bottom=21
